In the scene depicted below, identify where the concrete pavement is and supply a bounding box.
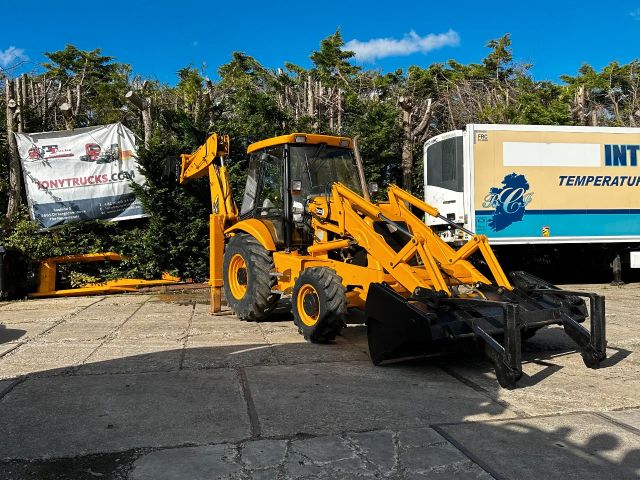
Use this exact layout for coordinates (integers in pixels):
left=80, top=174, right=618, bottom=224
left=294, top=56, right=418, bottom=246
left=0, top=284, right=638, bottom=479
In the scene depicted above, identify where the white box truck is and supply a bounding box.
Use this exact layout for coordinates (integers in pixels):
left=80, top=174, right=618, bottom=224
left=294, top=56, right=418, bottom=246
left=424, top=124, right=640, bottom=276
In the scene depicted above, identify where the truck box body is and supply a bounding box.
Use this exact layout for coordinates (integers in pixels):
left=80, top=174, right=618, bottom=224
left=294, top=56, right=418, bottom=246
left=424, top=124, right=640, bottom=245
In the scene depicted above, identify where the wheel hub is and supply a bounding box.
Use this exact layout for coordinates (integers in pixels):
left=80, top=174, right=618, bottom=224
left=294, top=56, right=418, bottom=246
left=236, top=267, right=247, bottom=286
left=297, top=284, right=320, bottom=326
left=228, top=254, right=248, bottom=300
left=303, top=291, right=319, bottom=318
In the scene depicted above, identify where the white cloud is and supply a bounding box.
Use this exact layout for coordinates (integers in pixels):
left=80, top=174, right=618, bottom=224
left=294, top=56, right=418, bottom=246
left=0, top=46, right=28, bottom=67
left=631, top=8, right=640, bottom=19
left=344, top=30, right=460, bottom=62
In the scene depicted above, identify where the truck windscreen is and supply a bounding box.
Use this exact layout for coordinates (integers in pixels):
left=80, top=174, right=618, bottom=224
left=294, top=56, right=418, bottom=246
left=426, top=136, right=464, bottom=192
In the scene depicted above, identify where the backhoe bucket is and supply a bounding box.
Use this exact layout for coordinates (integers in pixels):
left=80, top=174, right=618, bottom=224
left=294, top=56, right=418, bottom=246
left=365, top=271, right=607, bottom=388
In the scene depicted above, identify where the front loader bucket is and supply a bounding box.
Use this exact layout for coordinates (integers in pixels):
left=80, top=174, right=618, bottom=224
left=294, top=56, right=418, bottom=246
left=365, top=272, right=607, bottom=388
left=365, top=283, right=438, bottom=366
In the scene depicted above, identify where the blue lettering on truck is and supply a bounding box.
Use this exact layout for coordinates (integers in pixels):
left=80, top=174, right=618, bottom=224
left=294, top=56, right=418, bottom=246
left=482, top=173, right=533, bottom=231
left=604, top=144, right=640, bottom=166
left=559, top=175, right=640, bottom=186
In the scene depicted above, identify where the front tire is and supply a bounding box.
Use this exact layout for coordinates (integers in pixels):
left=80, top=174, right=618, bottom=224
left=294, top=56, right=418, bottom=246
left=292, top=267, right=346, bottom=343
left=223, top=233, right=279, bottom=321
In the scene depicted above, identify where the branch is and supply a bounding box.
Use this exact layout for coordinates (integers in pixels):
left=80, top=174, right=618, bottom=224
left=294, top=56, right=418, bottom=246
left=412, top=98, right=433, bottom=138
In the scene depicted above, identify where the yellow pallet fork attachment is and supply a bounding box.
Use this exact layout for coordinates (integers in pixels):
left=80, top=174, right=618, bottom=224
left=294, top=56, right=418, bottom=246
left=29, top=252, right=180, bottom=298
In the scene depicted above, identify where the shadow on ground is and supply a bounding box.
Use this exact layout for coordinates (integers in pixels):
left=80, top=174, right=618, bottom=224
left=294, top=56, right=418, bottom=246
left=0, top=309, right=638, bottom=479
left=0, top=324, right=26, bottom=344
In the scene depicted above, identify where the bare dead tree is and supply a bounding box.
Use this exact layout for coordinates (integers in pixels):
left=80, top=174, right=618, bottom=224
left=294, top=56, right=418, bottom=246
left=399, top=96, right=433, bottom=191
left=5, top=79, right=22, bottom=218
left=125, top=88, right=152, bottom=148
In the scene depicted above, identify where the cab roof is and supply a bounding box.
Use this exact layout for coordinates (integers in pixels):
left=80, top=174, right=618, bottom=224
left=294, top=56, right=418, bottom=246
left=246, top=133, right=352, bottom=154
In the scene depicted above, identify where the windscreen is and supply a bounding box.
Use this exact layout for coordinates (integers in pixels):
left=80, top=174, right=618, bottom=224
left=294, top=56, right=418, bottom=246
left=426, top=136, right=464, bottom=192
left=289, top=144, right=363, bottom=197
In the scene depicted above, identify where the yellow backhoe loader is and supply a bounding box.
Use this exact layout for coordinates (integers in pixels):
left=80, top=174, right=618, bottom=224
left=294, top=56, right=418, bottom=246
left=178, top=132, right=607, bottom=388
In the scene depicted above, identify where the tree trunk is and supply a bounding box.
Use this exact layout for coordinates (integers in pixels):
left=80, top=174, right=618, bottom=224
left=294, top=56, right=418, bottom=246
left=573, top=86, right=586, bottom=125
left=5, top=79, right=22, bottom=218
left=205, top=78, right=215, bottom=128
left=401, top=139, right=413, bottom=192
left=400, top=97, right=413, bottom=191
left=125, top=90, right=152, bottom=148
left=306, top=76, right=314, bottom=118
left=337, top=88, right=342, bottom=133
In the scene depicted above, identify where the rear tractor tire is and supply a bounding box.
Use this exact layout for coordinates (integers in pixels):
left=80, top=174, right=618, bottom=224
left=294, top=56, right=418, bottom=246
left=223, top=233, right=279, bottom=321
left=292, top=267, right=347, bottom=343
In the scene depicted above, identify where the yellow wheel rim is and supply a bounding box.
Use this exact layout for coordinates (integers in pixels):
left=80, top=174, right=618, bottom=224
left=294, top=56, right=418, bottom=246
left=297, top=284, right=320, bottom=326
left=228, top=254, right=248, bottom=300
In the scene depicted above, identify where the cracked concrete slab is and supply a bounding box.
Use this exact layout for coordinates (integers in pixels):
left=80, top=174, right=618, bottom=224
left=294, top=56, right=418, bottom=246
left=128, top=426, right=491, bottom=480
left=0, top=370, right=250, bottom=459
left=130, top=445, right=241, bottom=480
left=241, top=439, right=287, bottom=468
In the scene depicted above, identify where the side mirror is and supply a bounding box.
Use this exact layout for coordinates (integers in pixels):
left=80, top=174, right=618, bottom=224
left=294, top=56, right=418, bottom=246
left=368, top=182, right=379, bottom=194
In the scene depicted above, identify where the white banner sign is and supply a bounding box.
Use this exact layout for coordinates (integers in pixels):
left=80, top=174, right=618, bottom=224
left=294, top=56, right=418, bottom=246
left=16, top=123, right=147, bottom=228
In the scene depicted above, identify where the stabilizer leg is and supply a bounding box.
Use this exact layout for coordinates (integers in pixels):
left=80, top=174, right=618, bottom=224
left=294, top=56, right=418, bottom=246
left=209, top=213, right=225, bottom=314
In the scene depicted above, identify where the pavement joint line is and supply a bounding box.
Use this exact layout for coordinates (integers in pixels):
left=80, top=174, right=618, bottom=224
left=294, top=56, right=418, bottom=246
left=235, top=366, right=261, bottom=439
left=428, top=409, right=640, bottom=431
left=74, top=297, right=151, bottom=372
left=342, top=431, right=386, bottom=476
left=0, top=342, right=24, bottom=359
left=430, top=424, right=504, bottom=480
left=178, top=302, right=196, bottom=370
left=594, top=412, right=640, bottom=437
left=0, top=296, right=107, bottom=361
left=608, top=404, right=640, bottom=412
left=0, top=375, right=26, bottom=401
left=436, top=363, right=530, bottom=418
left=277, top=439, right=293, bottom=478
left=391, top=430, right=402, bottom=476
left=256, top=321, right=281, bottom=366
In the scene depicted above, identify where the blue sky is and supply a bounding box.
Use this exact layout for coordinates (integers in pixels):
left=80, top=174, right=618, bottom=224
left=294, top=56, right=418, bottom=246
left=2, top=0, right=640, bottom=83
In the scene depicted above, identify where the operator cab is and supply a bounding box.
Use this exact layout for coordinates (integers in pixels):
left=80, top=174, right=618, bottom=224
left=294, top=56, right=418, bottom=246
left=241, top=133, right=366, bottom=248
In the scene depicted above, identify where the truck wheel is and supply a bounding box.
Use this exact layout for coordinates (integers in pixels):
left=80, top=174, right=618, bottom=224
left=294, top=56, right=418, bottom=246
left=292, top=267, right=347, bottom=343
left=223, top=233, right=279, bottom=321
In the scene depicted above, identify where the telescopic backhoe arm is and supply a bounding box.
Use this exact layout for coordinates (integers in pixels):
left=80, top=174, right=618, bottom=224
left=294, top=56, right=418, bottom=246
left=179, top=133, right=238, bottom=225
left=179, top=133, right=238, bottom=313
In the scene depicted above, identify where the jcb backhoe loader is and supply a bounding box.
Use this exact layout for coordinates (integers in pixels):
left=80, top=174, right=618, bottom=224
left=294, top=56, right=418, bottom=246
left=178, top=132, right=607, bottom=388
